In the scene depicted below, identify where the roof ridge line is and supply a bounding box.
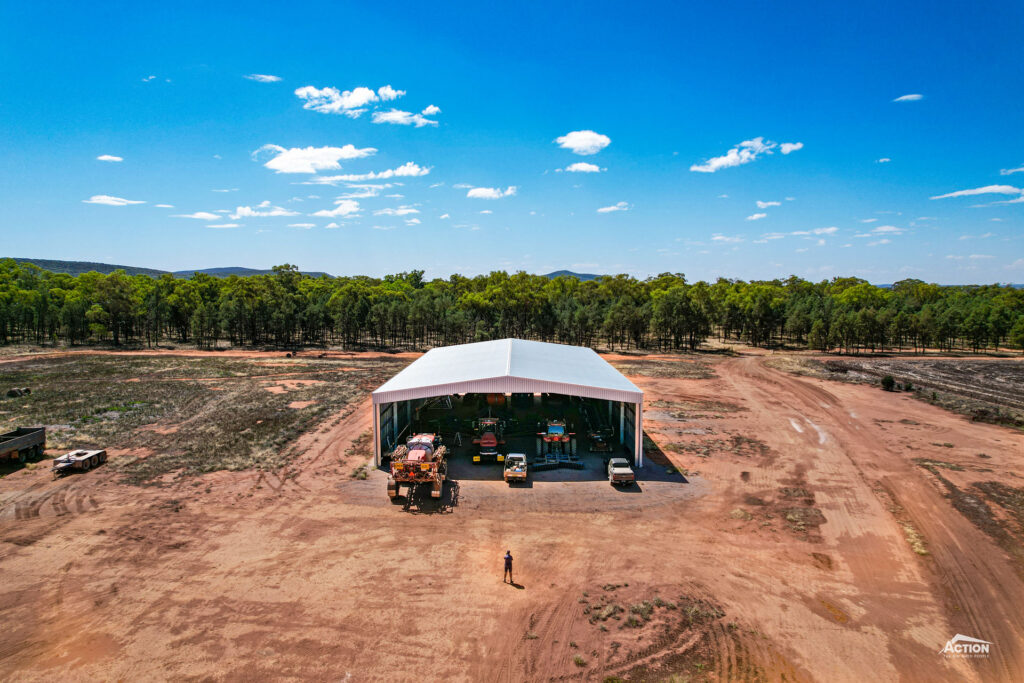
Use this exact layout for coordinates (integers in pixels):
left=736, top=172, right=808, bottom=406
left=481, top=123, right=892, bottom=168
left=504, top=338, right=513, bottom=376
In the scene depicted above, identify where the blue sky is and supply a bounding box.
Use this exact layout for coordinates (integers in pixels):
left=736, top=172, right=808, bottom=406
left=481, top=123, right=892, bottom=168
left=1, top=1, right=1022, bottom=283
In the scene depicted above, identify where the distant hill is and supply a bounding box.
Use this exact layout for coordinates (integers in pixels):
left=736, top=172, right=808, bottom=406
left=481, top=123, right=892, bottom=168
left=4, top=258, right=332, bottom=279
left=542, top=270, right=601, bottom=281
left=6, top=257, right=167, bottom=277
left=171, top=267, right=333, bottom=279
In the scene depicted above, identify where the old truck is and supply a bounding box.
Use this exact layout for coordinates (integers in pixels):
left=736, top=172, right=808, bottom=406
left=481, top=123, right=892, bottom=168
left=536, top=419, right=576, bottom=457
left=503, top=453, right=528, bottom=484
left=387, top=433, right=448, bottom=500
left=607, top=457, right=636, bottom=486
left=0, top=427, right=46, bottom=464
left=472, top=417, right=505, bottom=464
left=52, top=449, right=107, bottom=477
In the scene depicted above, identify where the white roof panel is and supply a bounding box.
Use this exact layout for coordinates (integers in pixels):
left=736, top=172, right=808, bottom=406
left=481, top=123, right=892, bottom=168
left=372, top=338, right=642, bottom=404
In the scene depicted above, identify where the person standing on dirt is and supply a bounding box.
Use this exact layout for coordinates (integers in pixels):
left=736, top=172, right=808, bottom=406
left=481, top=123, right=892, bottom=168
left=503, top=550, right=513, bottom=583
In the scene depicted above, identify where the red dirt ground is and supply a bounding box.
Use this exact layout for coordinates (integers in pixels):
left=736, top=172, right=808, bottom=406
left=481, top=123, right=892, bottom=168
left=0, top=349, right=1022, bottom=681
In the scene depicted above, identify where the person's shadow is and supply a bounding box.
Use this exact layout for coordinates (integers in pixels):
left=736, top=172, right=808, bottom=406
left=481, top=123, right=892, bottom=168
left=508, top=581, right=525, bottom=590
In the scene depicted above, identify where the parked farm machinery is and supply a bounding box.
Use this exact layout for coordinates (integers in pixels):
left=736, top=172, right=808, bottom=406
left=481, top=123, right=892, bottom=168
left=471, top=417, right=506, bottom=464
left=387, top=433, right=448, bottom=500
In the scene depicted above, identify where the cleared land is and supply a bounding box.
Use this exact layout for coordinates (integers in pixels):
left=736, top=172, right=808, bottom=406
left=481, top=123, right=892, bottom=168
left=0, top=349, right=1022, bottom=681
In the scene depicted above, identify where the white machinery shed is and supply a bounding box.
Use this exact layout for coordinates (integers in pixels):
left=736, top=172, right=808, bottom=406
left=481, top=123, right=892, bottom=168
left=371, top=338, right=645, bottom=466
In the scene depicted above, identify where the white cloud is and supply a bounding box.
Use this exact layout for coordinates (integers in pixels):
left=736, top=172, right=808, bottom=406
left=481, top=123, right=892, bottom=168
left=969, top=254, right=994, bottom=259
left=931, top=185, right=1023, bottom=199
left=868, top=238, right=891, bottom=246
left=555, top=130, right=611, bottom=155
left=207, top=223, right=240, bottom=229
left=288, top=223, right=315, bottom=229
left=711, top=234, right=744, bottom=243
left=374, top=206, right=419, bottom=216
left=245, top=74, right=281, bottom=83
left=761, top=232, right=786, bottom=240
left=860, top=218, right=878, bottom=223
left=717, top=194, right=729, bottom=198
left=959, top=232, right=994, bottom=240
left=785, top=197, right=796, bottom=201
left=155, top=204, right=174, bottom=208
left=1000, top=166, right=1024, bottom=176
left=479, top=209, right=493, bottom=214
left=597, top=201, right=630, bottom=213
left=294, top=85, right=380, bottom=116
left=142, top=75, right=156, bottom=82
left=746, top=213, right=767, bottom=221
left=231, top=201, right=300, bottom=220
left=325, top=222, right=343, bottom=229
left=173, top=211, right=220, bottom=220
left=872, top=225, right=903, bottom=234
left=372, top=109, right=438, bottom=127
left=893, top=94, right=923, bottom=102
left=311, top=199, right=361, bottom=218
left=756, top=200, right=780, bottom=209
left=877, top=158, right=891, bottom=163
left=212, top=188, right=238, bottom=193
left=405, top=218, right=421, bottom=225
left=439, top=213, right=450, bottom=219
left=467, top=186, right=517, bottom=199
left=96, top=154, right=123, bottom=162
left=254, top=144, right=377, bottom=174
left=307, top=162, right=431, bottom=185
left=377, top=85, right=405, bottom=101
left=373, top=225, right=396, bottom=231
left=780, top=142, right=803, bottom=155
left=1008, top=259, right=1024, bottom=270
left=83, top=195, right=144, bottom=206
left=421, top=104, right=441, bottom=115
left=690, top=137, right=800, bottom=173
left=561, top=162, right=603, bottom=173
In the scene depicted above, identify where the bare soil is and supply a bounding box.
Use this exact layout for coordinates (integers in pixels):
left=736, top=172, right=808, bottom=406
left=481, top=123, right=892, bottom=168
left=1, top=349, right=1022, bottom=681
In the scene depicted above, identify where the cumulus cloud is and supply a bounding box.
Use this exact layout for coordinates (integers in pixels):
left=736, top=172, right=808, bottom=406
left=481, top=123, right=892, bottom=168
left=746, top=213, right=767, bottom=221
left=231, top=201, right=299, bottom=220
left=555, top=130, right=611, bottom=155
left=780, top=142, right=803, bottom=154
left=374, top=206, right=419, bottom=216
left=877, top=158, right=891, bottom=163
left=930, top=185, right=1023, bottom=200
left=467, top=186, right=517, bottom=199
left=377, top=85, right=405, bottom=101
left=288, top=223, right=315, bottom=229
left=711, top=234, right=743, bottom=243
left=371, top=109, right=438, bottom=127
left=558, top=162, right=603, bottom=173
left=253, top=144, right=377, bottom=174
left=893, top=94, right=923, bottom=102
left=439, top=213, right=450, bottom=219
left=294, top=85, right=381, bottom=116
left=311, top=199, right=361, bottom=218
left=245, top=74, right=282, bottom=83
left=756, top=200, right=780, bottom=209
left=421, top=104, right=441, bottom=115
left=405, top=218, right=421, bottom=225
left=173, top=211, right=221, bottom=220
left=597, top=201, right=630, bottom=213
left=96, top=154, right=123, bottom=162
left=207, top=223, right=240, bottom=229
left=690, top=137, right=801, bottom=173
left=83, top=195, right=144, bottom=206
left=305, top=162, right=431, bottom=185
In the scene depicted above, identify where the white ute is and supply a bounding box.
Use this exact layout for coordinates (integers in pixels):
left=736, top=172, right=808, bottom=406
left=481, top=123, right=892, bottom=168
left=607, top=457, right=635, bottom=486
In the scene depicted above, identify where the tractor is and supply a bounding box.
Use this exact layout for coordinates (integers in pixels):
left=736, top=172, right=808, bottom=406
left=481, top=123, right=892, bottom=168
left=537, top=419, right=576, bottom=457
left=387, top=433, right=447, bottom=500
left=472, top=417, right=506, bottom=464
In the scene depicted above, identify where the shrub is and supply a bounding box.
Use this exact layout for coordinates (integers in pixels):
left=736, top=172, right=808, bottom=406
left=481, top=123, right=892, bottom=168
left=573, top=654, right=586, bottom=667
left=881, top=375, right=896, bottom=391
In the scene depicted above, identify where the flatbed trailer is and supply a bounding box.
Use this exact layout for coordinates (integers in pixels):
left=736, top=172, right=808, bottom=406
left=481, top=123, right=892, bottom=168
left=52, top=449, right=107, bottom=477
left=0, top=427, right=46, bottom=464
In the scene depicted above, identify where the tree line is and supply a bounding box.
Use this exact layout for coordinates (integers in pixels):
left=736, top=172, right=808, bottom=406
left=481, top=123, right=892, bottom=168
left=1, top=259, right=1023, bottom=354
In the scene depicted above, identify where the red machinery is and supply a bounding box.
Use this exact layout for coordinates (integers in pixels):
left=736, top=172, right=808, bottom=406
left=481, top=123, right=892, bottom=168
left=471, top=417, right=506, bottom=464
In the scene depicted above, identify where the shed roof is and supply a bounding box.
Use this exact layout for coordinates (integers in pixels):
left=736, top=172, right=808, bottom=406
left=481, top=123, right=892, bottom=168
left=371, top=338, right=643, bottom=404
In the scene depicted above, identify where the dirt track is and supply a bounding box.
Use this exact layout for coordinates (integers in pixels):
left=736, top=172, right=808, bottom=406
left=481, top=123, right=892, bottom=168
left=1, top=351, right=1022, bottom=681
